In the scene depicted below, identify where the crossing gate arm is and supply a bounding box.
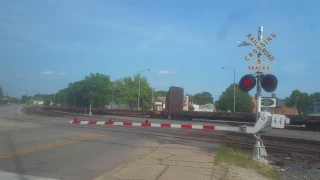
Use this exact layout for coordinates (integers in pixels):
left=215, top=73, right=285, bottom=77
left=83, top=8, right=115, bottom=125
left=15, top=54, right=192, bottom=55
left=70, top=112, right=290, bottom=133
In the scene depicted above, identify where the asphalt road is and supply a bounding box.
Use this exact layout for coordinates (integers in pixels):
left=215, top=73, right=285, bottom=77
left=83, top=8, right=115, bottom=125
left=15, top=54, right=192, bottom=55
left=0, top=105, right=223, bottom=180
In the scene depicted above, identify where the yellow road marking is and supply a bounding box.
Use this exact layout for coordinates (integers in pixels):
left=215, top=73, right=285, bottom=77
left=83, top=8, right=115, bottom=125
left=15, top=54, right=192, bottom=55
left=0, top=134, right=105, bottom=159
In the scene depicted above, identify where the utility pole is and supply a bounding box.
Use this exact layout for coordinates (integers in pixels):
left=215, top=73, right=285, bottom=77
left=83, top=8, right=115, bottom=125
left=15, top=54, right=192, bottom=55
left=26, top=88, right=28, bottom=105
left=151, top=88, right=155, bottom=103
left=111, top=83, right=115, bottom=109
left=151, top=88, right=155, bottom=109
left=89, top=82, right=95, bottom=116
left=295, top=96, right=300, bottom=114
left=138, top=69, right=150, bottom=110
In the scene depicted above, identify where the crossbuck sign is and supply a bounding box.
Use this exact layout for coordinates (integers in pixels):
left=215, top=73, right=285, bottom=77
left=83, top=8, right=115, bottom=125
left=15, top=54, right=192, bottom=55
left=244, top=33, right=277, bottom=72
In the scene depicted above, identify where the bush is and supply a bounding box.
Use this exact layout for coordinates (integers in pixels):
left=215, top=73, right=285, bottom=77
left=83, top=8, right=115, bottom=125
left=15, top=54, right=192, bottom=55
left=141, top=101, right=151, bottom=110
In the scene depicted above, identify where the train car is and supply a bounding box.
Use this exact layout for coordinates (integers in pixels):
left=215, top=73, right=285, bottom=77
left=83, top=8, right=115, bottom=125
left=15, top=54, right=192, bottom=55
left=305, top=102, right=320, bottom=130
left=157, top=86, right=256, bottom=122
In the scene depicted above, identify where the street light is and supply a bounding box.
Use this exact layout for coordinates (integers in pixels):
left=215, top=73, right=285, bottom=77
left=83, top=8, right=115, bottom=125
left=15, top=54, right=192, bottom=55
left=138, top=69, right=150, bottom=110
left=295, top=96, right=300, bottom=113
left=111, top=82, right=115, bottom=109
left=222, top=67, right=236, bottom=113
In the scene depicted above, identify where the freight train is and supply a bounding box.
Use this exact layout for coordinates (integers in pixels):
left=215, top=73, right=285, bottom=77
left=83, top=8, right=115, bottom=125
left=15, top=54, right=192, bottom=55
left=42, top=86, right=320, bottom=131
left=153, top=86, right=319, bottom=130
left=151, top=86, right=256, bottom=122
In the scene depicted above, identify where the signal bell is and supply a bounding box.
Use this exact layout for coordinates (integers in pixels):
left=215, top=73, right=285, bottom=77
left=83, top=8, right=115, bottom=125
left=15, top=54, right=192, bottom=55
left=261, top=74, right=278, bottom=92
left=239, top=74, right=256, bottom=92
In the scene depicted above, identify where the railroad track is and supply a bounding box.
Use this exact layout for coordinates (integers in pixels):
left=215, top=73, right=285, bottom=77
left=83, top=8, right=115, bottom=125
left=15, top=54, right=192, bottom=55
left=226, top=132, right=320, bottom=157
left=15, top=107, right=320, bottom=157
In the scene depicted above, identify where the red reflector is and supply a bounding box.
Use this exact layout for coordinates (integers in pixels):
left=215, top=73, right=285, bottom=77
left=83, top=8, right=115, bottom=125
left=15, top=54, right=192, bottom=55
left=72, top=120, right=81, bottom=124
left=181, top=124, right=192, bottom=129
left=123, top=122, right=132, bottom=126
left=203, top=125, right=215, bottom=130
left=161, top=124, right=171, bottom=128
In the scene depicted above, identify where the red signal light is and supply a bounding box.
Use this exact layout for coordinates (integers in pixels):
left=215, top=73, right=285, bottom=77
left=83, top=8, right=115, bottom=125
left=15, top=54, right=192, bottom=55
left=243, top=79, right=253, bottom=87
left=261, top=74, right=278, bottom=92
left=239, top=75, right=256, bottom=92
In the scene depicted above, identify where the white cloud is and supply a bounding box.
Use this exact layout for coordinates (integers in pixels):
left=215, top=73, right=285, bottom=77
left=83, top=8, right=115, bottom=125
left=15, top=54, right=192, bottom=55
left=41, top=71, right=53, bottom=75
left=57, top=72, right=65, bottom=76
left=158, top=70, right=172, bottom=75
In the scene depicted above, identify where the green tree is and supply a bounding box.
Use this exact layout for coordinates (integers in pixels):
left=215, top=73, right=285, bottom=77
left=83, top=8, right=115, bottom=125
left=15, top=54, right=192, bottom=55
left=33, top=94, right=43, bottom=100
left=155, top=90, right=168, bottom=98
left=309, top=92, right=320, bottom=103
left=0, top=86, right=3, bottom=104
left=114, top=74, right=152, bottom=108
left=9, top=97, right=20, bottom=103
left=216, top=84, right=254, bottom=113
left=21, top=95, right=33, bottom=104
left=84, top=73, right=112, bottom=107
left=285, top=89, right=310, bottom=114
left=0, top=86, right=3, bottom=97
left=193, top=91, right=214, bottom=105
left=141, top=101, right=151, bottom=110
left=42, top=94, right=52, bottom=105
left=57, top=73, right=112, bottom=107
left=56, top=88, right=68, bottom=105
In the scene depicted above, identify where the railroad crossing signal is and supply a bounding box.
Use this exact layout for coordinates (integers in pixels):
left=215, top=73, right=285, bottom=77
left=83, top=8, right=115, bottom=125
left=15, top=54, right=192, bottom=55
left=261, top=74, right=278, bottom=93
left=239, top=75, right=256, bottom=92
left=244, top=33, right=277, bottom=62
left=239, top=74, right=278, bottom=93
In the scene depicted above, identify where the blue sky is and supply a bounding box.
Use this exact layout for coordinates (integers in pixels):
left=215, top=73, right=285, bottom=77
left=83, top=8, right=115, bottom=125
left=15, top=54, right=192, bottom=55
left=0, top=0, right=319, bottom=100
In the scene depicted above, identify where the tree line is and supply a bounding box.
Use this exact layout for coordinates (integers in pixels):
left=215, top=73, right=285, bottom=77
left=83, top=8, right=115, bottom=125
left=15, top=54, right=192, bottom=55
left=284, top=90, right=320, bottom=115
left=2, top=72, right=319, bottom=114
left=0, top=86, right=19, bottom=105
left=18, top=72, right=254, bottom=113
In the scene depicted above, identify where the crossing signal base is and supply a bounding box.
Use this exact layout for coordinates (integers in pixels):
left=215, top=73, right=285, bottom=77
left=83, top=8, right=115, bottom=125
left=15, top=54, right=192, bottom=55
left=248, top=64, right=270, bottom=72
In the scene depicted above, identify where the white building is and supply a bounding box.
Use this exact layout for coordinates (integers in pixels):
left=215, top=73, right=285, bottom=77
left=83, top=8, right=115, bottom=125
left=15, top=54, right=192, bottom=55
left=193, top=103, right=216, bottom=112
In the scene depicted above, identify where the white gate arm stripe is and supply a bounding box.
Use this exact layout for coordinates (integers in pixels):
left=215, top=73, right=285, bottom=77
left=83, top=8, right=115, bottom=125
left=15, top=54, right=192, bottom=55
left=69, top=120, right=217, bottom=130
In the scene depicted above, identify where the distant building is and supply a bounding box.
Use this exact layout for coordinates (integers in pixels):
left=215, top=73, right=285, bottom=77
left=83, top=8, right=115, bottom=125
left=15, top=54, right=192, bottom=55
left=32, top=94, right=44, bottom=106
left=193, top=103, right=216, bottom=112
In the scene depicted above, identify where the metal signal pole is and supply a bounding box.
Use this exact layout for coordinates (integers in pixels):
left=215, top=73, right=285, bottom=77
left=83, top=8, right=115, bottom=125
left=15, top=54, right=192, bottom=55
left=138, top=69, right=150, bottom=110
left=252, top=26, right=265, bottom=161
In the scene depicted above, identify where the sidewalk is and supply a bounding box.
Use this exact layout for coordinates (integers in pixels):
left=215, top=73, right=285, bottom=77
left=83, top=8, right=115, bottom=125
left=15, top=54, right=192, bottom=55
left=94, top=143, right=268, bottom=180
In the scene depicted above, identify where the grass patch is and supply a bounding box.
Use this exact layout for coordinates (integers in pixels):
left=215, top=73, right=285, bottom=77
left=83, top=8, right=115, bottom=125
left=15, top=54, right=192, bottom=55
left=215, top=147, right=278, bottom=180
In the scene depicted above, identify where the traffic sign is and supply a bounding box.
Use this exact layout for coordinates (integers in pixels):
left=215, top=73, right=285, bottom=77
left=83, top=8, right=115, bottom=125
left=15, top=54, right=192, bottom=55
left=248, top=64, right=270, bottom=72
left=261, top=98, right=276, bottom=108
left=244, top=33, right=277, bottom=62
left=271, top=114, right=286, bottom=129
